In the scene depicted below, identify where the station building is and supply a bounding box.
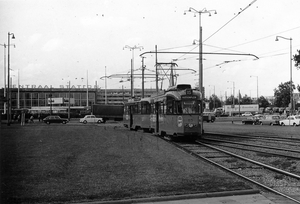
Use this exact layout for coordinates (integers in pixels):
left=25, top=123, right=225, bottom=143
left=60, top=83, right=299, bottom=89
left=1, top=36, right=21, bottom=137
left=0, top=85, right=157, bottom=114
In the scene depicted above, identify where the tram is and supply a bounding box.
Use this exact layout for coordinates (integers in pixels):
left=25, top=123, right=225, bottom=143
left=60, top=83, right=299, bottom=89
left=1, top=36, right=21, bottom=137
left=123, top=97, right=152, bottom=132
left=123, top=84, right=203, bottom=139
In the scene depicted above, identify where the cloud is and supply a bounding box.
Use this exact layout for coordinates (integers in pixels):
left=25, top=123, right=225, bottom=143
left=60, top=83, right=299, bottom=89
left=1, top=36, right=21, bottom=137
left=42, top=38, right=62, bottom=52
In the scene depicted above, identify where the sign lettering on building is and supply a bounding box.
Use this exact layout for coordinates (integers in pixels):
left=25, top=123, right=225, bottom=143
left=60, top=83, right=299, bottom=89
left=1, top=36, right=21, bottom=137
left=9, top=85, right=100, bottom=89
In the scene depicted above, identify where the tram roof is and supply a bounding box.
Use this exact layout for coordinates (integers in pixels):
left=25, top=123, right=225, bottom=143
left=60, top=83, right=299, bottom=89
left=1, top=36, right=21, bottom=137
left=166, top=84, right=191, bottom=91
left=151, top=89, right=201, bottom=102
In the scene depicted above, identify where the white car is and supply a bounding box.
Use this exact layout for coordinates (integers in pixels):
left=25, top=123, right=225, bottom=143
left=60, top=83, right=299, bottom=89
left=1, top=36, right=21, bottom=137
left=279, top=115, right=300, bottom=126
left=80, top=115, right=103, bottom=124
left=242, top=112, right=252, bottom=117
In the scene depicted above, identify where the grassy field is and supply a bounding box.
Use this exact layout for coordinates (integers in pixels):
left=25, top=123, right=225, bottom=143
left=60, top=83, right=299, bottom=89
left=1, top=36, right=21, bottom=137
left=1, top=123, right=251, bottom=203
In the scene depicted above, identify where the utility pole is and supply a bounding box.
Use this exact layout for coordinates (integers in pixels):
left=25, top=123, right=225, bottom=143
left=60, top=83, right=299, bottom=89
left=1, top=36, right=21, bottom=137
left=184, top=8, right=217, bottom=134
left=123, top=45, right=143, bottom=97
left=7, top=32, right=15, bottom=126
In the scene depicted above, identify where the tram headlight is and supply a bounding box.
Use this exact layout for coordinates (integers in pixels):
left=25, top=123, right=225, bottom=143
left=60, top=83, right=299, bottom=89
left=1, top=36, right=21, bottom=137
left=178, top=116, right=183, bottom=127
left=198, top=116, right=202, bottom=124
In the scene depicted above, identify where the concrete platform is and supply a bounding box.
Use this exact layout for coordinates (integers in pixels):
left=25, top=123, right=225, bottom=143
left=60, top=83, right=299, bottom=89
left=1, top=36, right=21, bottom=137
left=77, top=190, right=293, bottom=204
left=139, top=194, right=275, bottom=204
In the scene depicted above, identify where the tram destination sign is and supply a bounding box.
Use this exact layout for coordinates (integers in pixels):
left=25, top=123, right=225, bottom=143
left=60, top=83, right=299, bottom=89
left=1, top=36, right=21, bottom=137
left=181, top=95, right=198, bottom=100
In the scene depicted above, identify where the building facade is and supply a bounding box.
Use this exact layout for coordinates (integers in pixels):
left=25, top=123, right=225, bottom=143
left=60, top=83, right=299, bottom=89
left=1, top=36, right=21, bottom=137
left=0, top=87, right=157, bottom=113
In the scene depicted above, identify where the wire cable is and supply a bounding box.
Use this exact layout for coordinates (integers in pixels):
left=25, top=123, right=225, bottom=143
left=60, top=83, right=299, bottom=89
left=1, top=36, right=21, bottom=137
left=203, top=0, right=258, bottom=43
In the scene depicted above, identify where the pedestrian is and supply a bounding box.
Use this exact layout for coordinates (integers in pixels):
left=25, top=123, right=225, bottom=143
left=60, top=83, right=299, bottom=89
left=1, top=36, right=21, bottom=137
left=30, top=115, right=34, bottom=123
left=21, top=111, right=25, bottom=126
left=13, top=114, right=17, bottom=123
left=38, top=114, right=41, bottom=122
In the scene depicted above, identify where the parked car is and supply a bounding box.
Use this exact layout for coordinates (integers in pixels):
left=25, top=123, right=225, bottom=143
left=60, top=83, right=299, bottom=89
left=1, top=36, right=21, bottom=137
left=279, top=115, right=300, bottom=126
left=242, top=116, right=260, bottom=125
left=203, top=112, right=216, bottom=122
left=259, top=115, right=280, bottom=126
left=43, top=115, right=68, bottom=124
left=242, top=112, right=253, bottom=117
left=79, top=115, right=103, bottom=124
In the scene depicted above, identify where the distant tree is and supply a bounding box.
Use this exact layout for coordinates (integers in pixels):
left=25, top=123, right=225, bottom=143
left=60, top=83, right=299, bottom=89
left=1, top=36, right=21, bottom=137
left=274, top=81, right=295, bottom=107
left=258, top=96, right=270, bottom=108
left=208, top=94, right=222, bottom=109
left=225, top=95, right=238, bottom=105
left=240, top=95, right=252, bottom=104
left=293, top=49, right=300, bottom=70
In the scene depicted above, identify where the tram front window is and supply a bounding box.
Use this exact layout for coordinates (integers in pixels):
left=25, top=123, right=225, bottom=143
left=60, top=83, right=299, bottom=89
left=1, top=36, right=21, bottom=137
left=182, top=101, right=198, bottom=114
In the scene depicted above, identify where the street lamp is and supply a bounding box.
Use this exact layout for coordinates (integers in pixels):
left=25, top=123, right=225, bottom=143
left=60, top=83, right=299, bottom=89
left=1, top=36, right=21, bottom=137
left=123, top=45, right=143, bottom=97
left=100, top=66, right=109, bottom=104
left=250, top=75, right=258, bottom=105
left=275, top=36, right=293, bottom=114
left=1, top=43, right=7, bottom=114
left=184, top=8, right=216, bottom=93
left=184, top=7, right=216, bottom=134
left=7, top=32, right=15, bottom=126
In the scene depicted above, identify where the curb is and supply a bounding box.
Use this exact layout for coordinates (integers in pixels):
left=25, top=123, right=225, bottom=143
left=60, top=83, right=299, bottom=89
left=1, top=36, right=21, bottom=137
left=71, top=189, right=260, bottom=204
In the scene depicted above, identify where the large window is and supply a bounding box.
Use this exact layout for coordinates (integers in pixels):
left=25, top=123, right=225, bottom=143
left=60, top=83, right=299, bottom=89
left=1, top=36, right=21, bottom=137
left=39, top=99, right=46, bottom=106
left=32, top=93, right=38, bottom=99
left=74, top=93, right=80, bottom=99
left=11, top=92, right=17, bottom=99
left=25, top=100, right=31, bottom=108
left=11, top=99, right=17, bottom=107
left=75, top=100, right=81, bottom=106
left=25, top=93, right=31, bottom=99
left=32, top=99, right=38, bottom=106
left=81, top=100, right=87, bottom=107
left=45, top=93, right=51, bottom=99
left=89, top=93, right=95, bottom=99
left=52, top=93, right=59, bottom=98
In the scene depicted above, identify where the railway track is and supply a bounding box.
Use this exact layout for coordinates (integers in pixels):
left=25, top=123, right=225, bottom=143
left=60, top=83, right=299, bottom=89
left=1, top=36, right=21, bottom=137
left=166, top=136, right=300, bottom=204
left=201, top=137, right=300, bottom=160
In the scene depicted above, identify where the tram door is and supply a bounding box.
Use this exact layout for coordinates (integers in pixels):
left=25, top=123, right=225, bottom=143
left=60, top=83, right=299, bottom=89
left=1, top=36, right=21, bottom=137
left=155, top=102, right=159, bottom=134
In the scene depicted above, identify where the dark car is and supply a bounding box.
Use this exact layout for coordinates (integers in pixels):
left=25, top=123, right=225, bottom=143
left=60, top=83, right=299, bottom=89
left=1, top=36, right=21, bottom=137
left=43, top=115, right=68, bottom=124
left=242, top=116, right=260, bottom=125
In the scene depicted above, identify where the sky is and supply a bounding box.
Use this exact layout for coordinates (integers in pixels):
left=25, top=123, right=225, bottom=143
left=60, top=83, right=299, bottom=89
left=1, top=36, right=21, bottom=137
left=0, top=0, right=300, bottom=99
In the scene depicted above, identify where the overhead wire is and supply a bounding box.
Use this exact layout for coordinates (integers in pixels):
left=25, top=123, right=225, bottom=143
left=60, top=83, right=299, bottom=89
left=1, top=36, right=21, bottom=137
left=222, top=25, right=300, bottom=50
left=203, top=0, right=258, bottom=43
left=152, top=0, right=259, bottom=63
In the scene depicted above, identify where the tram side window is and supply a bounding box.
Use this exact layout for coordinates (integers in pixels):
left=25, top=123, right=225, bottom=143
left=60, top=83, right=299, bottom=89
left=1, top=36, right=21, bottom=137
left=124, top=105, right=129, bottom=115
left=151, top=103, right=156, bottom=114
left=162, top=102, right=167, bottom=114
left=166, top=100, right=173, bottom=114
left=130, top=105, right=135, bottom=114
left=132, top=104, right=138, bottom=114
left=146, top=103, right=151, bottom=114
left=174, top=101, right=182, bottom=114
left=141, top=102, right=151, bottom=114
left=157, top=102, right=163, bottom=115
left=137, top=102, right=141, bottom=114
